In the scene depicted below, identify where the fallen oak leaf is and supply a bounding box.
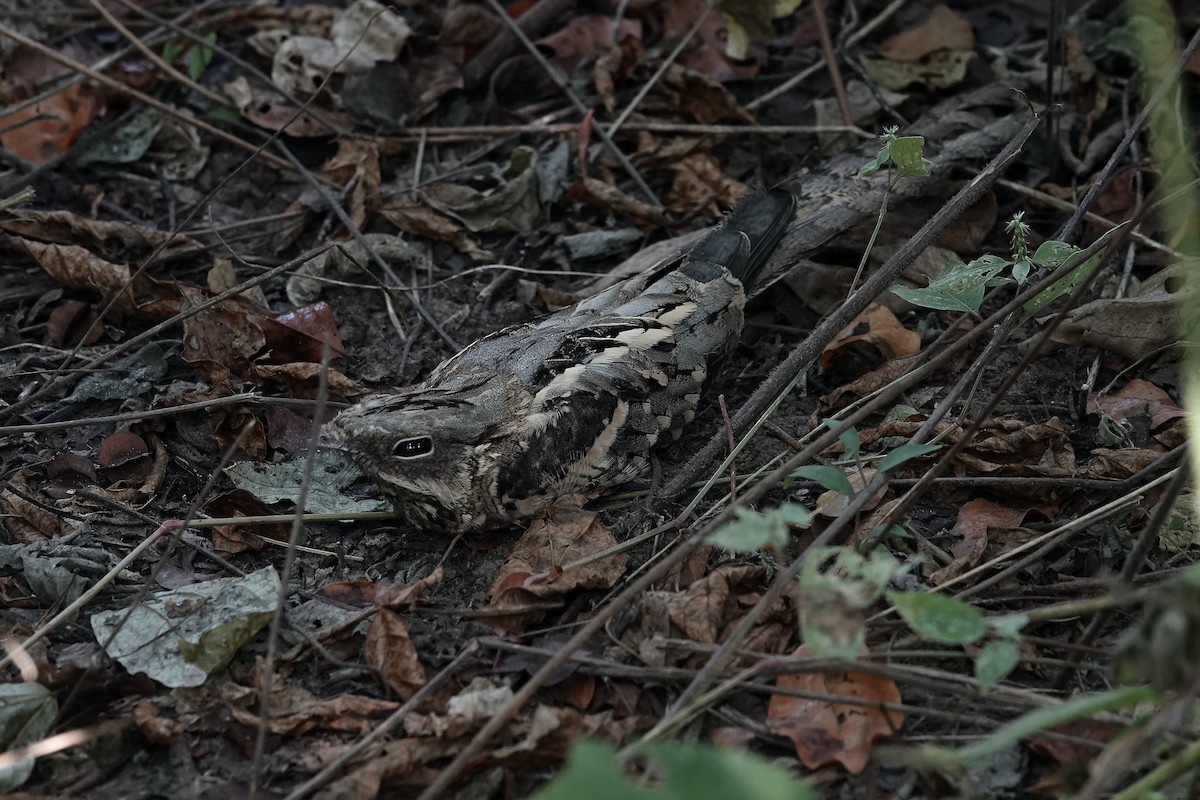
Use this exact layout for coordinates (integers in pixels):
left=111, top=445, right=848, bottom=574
left=767, top=644, right=903, bottom=775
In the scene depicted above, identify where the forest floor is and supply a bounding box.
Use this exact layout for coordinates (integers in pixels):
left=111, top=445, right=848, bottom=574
left=1, top=1, right=1198, bottom=798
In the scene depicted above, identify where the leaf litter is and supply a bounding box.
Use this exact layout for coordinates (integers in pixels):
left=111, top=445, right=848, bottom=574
left=0, top=1, right=1197, bottom=798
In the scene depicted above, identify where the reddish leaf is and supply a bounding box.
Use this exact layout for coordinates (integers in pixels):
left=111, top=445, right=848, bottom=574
left=821, top=304, right=921, bottom=386
left=536, top=16, right=642, bottom=73
left=43, top=451, right=98, bottom=499
left=254, top=301, right=344, bottom=364
left=767, top=645, right=904, bottom=774
left=47, top=300, right=103, bottom=346
left=485, top=502, right=627, bottom=632
left=98, top=431, right=153, bottom=485
left=364, top=608, right=427, bottom=699
left=1088, top=379, right=1184, bottom=431
left=928, top=499, right=1055, bottom=585
left=877, top=5, right=974, bottom=62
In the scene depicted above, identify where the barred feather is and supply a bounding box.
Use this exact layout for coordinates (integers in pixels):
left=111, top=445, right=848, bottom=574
left=326, top=189, right=797, bottom=533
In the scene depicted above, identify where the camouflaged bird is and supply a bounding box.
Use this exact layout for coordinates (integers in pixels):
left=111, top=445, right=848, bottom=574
left=326, top=189, right=796, bottom=533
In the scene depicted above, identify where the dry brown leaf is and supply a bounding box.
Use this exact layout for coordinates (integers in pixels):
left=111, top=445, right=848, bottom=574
left=0, top=80, right=101, bottom=164
left=223, top=77, right=349, bottom=136
left=1043, top=262, right=1189, bottom=362
left=376, top=567, right=444, bottom=608
left=202, top=490, right=285, bottom=553
left=318, top=139, right=382, bottom=231
left=549, top=673, right=596, bottom=711
left=1087, top=447, right=1164, bottom=479
left=877, top=4, right=974, bottom=62
left=536, top=16, right=642, bottom=74
left=380, top=202, right=465, bottom=241
left=98, top=431, right=153, bottom=486
left=814, top=467, right=885, bottom=519
left=131, top=701, right=184, bottom=746
left=665, top=564, right=764, bottom=644
left=364, top=608, right=427, bottom=700
left=13, top=238, right=172, bottom=317
left=767, top=644, right=904, bottom=774
left=43, top=452, right=99, bottom=500
left=47, top=300, right=103, bottom=347
left=840, top=417, right=1076, bottom=481
left=1089, top=379, right=1184, bottom=431
left=231, top=683, right=399, bottom=736
left=566, top=176, right=670, bottom=228
left=254, top=301, right=345, bottom=363
left=1, top=209, right=204, bottom=262
left=0, top=473, right=74, bottom=543
left=669, top=152, right=747, bottom=217
left=665, top=0, right=763, bottom=81
left=935, top=192, right=997, bottom=254
left=485, top=502, right=627, bottom=632
left=863, top=49, right=975, bottom=91
left=660, top=65, right=757, bottom=124
left=592, top=36, right=644, bottom=113
left=928, top=499, right=1056, bottom=586
left=820, top=303, right=921, bottom=384
left=253, top=363, right=364, bottom=400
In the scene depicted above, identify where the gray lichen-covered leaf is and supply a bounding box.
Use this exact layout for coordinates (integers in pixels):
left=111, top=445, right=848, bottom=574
left=91, top=566, right=280, bottom=688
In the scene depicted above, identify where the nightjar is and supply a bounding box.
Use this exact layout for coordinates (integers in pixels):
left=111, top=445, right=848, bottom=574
left=326, top=189, right=797, bottom=532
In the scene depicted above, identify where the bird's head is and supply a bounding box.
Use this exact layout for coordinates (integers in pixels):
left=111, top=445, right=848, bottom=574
left=323, top=378, right=508, bottom=531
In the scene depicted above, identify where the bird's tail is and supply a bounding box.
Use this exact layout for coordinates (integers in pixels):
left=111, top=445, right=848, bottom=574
left=683, top=189, right=796, bottom=290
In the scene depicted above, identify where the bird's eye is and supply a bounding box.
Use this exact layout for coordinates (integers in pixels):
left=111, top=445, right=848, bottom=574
left=391, top=436, right=434, bottom=458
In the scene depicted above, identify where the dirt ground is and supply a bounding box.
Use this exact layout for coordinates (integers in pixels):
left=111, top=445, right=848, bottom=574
left=1, top=1, right=1197, bottom=798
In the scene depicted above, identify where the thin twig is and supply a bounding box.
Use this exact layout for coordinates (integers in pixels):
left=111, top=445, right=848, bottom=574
left=717, top=394, right=737, bottom=503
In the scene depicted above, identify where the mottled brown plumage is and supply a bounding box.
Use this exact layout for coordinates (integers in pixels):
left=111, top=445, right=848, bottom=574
left=325, top=190, right=796, bottom=532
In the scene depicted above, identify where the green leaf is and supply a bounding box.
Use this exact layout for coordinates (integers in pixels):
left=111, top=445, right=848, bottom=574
left=162, top=39, right=184, bottom=64
left=824, top=418, right=860, bottom=459
left=877, top=442, right=940, bottom=472
left=0, top=683, right=57, bottom=792
left=885, top=403, right=919, bottom=422
left=861, top=523, right=910, bottom=547
left=187, top=33, right=216, bottom=80
left=888, top=135, right=933, bottom=177
left=975, top=639, right=1021, bottom=693
left=890, top=254, right=1010, bottom=313
left=1031, top=240, right=1078, bottom=267
left=1021, top=253, right=1096, bottom=322
left=887, top=591, right=987, bottom=644
left=1011, top=257, right=1033, bottom=285
left=790, top=465, right=854, bottom=497
left=802, top=546, right=903, bottom=607
left=207, top=105, right=241, bottom=124
left=706, top=502, right=811, bottom=553
left=533, top=739, right=816, bottom=800
left=856, top=126, right=898, bottom=178
left=800, top=547, right=904, bottom=659
left=988, top=613, right=1029, bottom=638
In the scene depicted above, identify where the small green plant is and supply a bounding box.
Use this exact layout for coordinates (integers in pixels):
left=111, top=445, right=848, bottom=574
left=162, top=33, right=217, bottom=81
left=799, top=546, right=906, bottom=659
left=887, top=591, right=1027, bottom=692
left=857, top=126, right=934, bottom=180
left=891, top=211, right=1099, bottom=316
left=533, top=739, right=816, bottom=800
left=705, top=502, right=811, bottom=552
left=851, top=127, right=934, bottom=294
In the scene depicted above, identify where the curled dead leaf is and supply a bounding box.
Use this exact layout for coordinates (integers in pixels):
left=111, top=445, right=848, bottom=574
left=47, top=300, right=103, bottom=346
left=99, top=431, right=153, bottom=485
left=364, top=608, right=427, bottom=699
